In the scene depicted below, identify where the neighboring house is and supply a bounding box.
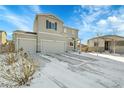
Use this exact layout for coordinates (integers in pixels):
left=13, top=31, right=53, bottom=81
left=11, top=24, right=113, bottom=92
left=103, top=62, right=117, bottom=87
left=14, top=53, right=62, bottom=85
left=13, top=14, right=79, bottom=53
left=87, top=35, right=124, bottom=54
left=0, top=31, right=7, bottom=45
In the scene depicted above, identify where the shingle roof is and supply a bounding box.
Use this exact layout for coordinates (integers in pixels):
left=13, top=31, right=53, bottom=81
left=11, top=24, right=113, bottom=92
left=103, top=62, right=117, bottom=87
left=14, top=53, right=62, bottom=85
left=88, top=35, right=124, bottom=41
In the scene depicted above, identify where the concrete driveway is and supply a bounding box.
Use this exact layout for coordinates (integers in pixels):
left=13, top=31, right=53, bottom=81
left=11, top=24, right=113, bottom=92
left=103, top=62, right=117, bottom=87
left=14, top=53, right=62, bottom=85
left=29, top=52, right=124, bottom=88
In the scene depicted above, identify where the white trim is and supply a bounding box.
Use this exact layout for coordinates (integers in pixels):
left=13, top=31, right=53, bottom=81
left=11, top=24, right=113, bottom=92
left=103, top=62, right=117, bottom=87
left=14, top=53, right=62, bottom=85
left=38, top=32, right=65, bottom=37
left=56, top=41, right=65, bottom=43
left=40, top=39, right=54, bottom=42
left=41, top=39, right=66, bottom=43
left=17, top=38, right=36, bottom=41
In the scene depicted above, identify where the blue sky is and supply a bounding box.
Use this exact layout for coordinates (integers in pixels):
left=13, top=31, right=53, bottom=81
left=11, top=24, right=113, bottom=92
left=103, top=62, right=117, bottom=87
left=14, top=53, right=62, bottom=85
left=0, top=5, right=124, bottom=44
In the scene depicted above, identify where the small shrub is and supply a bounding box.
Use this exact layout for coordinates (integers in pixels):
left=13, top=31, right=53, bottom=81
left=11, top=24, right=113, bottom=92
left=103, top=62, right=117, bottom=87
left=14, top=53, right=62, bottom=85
left=4, top=53, right=18, bottom=65
left=0, top=48, right=36, bottom=87
left=6, top=41, right=15, bottom=53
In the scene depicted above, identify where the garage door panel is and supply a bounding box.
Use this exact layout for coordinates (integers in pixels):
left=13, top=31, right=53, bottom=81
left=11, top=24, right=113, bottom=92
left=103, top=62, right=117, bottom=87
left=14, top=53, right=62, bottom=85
left=41, top=40, right=65, bottom=53
left=18, top=39, right=36, bottom=53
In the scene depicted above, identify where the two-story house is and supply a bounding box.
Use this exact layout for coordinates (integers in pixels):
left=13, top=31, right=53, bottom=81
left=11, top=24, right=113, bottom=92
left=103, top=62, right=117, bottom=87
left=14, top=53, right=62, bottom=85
left=13, top=14, right=79, bottom=53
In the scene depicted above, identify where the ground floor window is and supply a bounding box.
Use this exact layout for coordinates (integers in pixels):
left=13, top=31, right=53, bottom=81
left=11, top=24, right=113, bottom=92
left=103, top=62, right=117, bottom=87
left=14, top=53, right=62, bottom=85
left=116, top=41, right=124, bottom=46
left=94, top=42, right=98, bottom=47
left=70, top=42, right=73, bottom=46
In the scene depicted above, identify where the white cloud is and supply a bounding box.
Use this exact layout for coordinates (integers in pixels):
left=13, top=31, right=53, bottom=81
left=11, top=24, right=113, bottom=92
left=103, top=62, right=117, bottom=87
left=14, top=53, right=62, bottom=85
left=73, top=6, right=124, bottom=43
left=76, top=6, right=124, bottom=33
left=108, top=16, right=118, bottom=23
left=97, top=20, right=107, bottom=26
left=0, top=6, right=32, bottom=31
left=0, top=6, right=7, bottom=11
left=5, top=15, right=32, bottom=31
left=29, top=5, right=42, bottom=14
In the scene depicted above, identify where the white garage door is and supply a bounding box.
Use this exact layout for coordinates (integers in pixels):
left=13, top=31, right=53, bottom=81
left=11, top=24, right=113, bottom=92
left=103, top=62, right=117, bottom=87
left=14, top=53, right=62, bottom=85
left=17, top=38, right=36, bottom=53
left=41, top=40, right=66, bottom=53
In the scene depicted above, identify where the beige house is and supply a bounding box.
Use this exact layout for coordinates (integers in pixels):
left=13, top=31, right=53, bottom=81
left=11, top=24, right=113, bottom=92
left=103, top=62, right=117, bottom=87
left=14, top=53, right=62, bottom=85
left=13, top=14, right=79, bottom=53
left=0, top=31, right=7, bottom=45
left=87, top=35, right=124, bottom=54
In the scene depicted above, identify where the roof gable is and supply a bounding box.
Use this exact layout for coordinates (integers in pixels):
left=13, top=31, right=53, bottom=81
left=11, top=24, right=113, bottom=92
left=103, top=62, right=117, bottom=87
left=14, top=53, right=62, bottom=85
left=36, top=14, right=63, bottom=23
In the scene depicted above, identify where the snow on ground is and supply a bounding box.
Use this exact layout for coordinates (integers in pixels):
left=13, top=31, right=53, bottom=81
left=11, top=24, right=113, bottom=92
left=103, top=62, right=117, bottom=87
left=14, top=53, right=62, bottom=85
left=28, top=52, right=124, bottom=88
left=89, top=52, right=124, bottom=63
left=1, top=52, right=124, bottom=88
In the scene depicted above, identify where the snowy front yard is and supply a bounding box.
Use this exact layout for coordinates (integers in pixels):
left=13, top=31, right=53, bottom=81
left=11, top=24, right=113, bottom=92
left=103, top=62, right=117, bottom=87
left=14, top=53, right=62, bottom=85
left=0, top=52, right=124, bottom=88
left=29, top=52, right=124, bottom=88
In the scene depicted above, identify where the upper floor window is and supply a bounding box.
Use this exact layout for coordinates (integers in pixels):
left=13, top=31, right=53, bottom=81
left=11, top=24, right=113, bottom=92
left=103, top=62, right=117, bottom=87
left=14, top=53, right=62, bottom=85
left=46, top=20, right=49, bottom=29
left=51, top=23, right=55, bottom=29
left=46, top=20, right=57, bottom=30
left=49, top=22, right=51, bottom=29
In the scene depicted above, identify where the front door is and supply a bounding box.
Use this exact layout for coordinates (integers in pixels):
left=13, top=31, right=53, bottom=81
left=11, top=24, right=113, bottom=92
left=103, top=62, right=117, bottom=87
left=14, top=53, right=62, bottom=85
left=105, top=41, right=111, bottom=50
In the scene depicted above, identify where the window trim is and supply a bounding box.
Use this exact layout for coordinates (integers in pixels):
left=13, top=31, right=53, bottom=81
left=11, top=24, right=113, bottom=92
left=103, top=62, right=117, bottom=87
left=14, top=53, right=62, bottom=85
left=46, top=20, right=57, bottom=30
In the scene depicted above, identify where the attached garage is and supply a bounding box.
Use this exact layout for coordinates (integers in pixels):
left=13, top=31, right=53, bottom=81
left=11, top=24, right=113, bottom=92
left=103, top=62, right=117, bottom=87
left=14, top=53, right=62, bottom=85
left=41, top=40, right=66, bottom=53
left=13, top=31, right=67, bottom=54
left=17, top=38, right=36, bottom=53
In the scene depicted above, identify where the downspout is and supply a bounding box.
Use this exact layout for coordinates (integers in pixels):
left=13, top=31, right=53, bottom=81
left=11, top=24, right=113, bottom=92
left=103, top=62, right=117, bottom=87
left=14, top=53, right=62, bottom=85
left=96, top=33, right=99, bottom=56
left=36, top=33, right=38, bottom=53
left=113, top=39, right=116, bottom=54
left=79, top=39, right=81, bottom=54
left=36, top=17, right=39, bottom=53
left=74, top=38, right=76, bottom=51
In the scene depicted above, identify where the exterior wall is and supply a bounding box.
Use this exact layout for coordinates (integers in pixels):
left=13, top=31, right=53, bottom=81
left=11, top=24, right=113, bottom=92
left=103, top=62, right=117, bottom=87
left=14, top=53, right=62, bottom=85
left=66, top=38, right=78, bottom=51
left=114, top=41, right=124, bottom=54
left=116, top=46, right=124, bottom=54
left=88, top=47, right=105, bottom=52
left=64, top=27, right=78, bottom=38
left=88, top=38, right=105, bottom=52
left=88, top=38, right=105, bottom=47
